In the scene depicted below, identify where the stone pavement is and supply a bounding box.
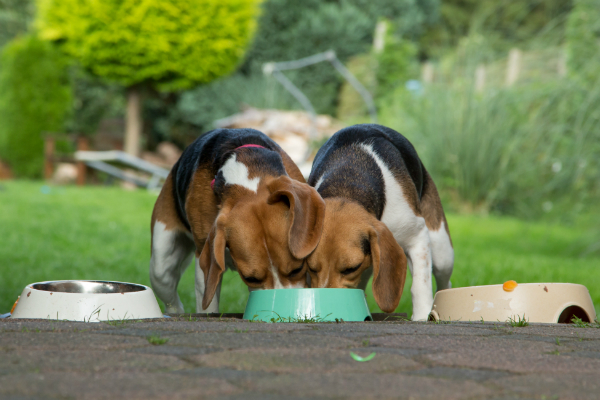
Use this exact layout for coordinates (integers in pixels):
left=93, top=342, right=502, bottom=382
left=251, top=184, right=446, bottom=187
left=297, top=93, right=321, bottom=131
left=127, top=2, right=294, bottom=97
left=1, top=315, right=600, bottom=400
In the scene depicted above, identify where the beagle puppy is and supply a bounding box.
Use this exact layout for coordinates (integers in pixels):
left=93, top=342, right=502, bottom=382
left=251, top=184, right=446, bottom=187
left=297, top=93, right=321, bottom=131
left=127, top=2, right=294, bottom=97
left=307, top=124, right=454, bottom=321
left=150, top=128, right=325, bottom=313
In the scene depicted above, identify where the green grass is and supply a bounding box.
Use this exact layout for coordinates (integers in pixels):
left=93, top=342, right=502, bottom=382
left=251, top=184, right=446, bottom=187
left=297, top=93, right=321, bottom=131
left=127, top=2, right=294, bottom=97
left=506, top=314, right=529, bottom=327
left=1, top=181, right=599, bottom=317
left=146, top=335, right=168, bottom=345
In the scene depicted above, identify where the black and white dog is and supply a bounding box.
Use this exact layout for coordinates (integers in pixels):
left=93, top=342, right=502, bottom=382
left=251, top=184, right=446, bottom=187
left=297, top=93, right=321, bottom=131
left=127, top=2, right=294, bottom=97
left=305, top=124, right=454, bottom=320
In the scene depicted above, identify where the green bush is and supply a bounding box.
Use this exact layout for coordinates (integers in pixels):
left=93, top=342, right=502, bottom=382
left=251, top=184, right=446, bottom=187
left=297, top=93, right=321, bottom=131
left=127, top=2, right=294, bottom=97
left=336, top=54, right=378, bottom=122
left=375, top=25, right=419, bottom=98
left=565, top=0, right=600, bottom=85
left=64, top=68, right=124, bottom=136
left=0, top=35, right=71, bottom=178
left=0, top=0, right=34, bottom=48
left=380, top=79, right=600, bottom=220
left=420, top=0, right=572, bottom=59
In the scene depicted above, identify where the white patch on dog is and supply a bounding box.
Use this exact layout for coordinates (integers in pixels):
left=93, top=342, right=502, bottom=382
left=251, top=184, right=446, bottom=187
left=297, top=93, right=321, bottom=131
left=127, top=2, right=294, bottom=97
left=359, top=143, right=433, bottom=321
left=149, top=221, right=193, bottom=313
left=288, top=280, right=306, bottom=289
left=270, top=262, right=284, bottom=289
left=263, top=239, right=284, bottom=289
left=220, top=154, right=260, bottom=193
left=359, top=143, right=425, bottom=244
left=428, top=221, right=454, bottom=291
left=314, top=175, right=325, bottom=191
left=319, top=273, right=329, bottom=289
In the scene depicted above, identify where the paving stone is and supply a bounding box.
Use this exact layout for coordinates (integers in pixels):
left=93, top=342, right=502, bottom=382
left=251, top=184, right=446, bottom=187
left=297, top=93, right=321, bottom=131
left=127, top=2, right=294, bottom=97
left=0, top=332, right=147, bottom=351
left=167, top=331, right=358, bottom=350
left=0, top=349, right=190, bottom=375
left=422, top=344, right=600, bottom=374
left=2, top=318, right=600, bottom=399
left=0, top=372, right=240, bottom=400
left=194, top=347, right=422, bottom=373
left=406, top=366, right=516, bottom=382
left=493, top=373, right=600, bottom=400
left=247, top=372, right=492, bottom=399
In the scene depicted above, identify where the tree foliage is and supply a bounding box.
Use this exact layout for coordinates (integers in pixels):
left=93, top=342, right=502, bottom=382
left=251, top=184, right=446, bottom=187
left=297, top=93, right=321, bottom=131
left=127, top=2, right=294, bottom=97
left=0, top=35, right=71, bottom=177
left=36, top=0, right=261, bottom=91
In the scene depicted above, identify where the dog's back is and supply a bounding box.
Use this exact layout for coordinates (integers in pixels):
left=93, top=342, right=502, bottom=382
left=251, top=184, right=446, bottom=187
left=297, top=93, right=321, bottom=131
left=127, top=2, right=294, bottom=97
left=309, top=124, right=426, bottom=220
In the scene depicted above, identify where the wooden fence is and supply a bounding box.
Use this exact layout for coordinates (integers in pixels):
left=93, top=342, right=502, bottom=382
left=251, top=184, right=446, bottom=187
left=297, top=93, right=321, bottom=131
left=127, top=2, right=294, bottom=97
left=420, top=47, right=567, bottom=91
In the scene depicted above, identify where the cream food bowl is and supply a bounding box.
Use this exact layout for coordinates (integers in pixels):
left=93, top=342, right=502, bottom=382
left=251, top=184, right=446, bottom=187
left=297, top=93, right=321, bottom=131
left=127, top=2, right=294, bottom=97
left=430, top=282, right=596, bottom=323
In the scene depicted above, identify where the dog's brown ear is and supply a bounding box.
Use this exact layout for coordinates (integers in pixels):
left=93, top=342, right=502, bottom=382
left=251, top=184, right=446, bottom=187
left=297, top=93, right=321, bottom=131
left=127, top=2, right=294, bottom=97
left=369, top=221, right=407, bottom=313
left=199, top=215, right=227, bottom=310
left=267, top=176, right=326, bottom=259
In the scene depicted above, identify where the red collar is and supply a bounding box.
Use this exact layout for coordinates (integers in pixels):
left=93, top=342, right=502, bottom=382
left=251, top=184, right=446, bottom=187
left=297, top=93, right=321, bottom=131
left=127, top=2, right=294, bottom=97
left=210, top=144, right=267, bottom=190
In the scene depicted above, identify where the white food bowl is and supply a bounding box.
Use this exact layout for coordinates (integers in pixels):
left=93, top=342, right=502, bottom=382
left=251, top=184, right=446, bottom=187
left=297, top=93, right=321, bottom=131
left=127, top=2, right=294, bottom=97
left=11, top=280, right=163, bottom=322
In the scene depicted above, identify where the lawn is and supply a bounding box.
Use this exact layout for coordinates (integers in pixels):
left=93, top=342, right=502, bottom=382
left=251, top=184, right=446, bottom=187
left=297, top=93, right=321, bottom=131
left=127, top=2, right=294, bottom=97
left=1, top=181, right=599, bottom=316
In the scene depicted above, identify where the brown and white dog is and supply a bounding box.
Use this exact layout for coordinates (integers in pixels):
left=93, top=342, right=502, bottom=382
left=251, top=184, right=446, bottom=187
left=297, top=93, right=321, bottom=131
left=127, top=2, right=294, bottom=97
left=150, top=128, right=325, bottom=313
left=306, top=124, right=454, bottom=320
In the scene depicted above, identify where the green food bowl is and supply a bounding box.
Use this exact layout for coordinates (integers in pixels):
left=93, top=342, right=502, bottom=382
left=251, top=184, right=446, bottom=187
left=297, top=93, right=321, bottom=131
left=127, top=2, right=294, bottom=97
left=243, top=288, right=372, bottom=322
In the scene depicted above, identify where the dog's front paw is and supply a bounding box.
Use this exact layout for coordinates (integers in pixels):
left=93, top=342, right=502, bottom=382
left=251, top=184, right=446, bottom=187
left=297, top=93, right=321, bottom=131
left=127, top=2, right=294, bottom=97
left=411, top=303, right=433, bottom=321
left=164, top=303, right=184, bottom=314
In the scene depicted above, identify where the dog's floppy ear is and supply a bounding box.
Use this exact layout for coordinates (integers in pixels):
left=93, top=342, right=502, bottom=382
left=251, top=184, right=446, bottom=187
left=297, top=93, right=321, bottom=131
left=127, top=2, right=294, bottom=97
left=199, top=215, right=227, bottom=310
left=267, top=176, right=326, bottom=259
left=369, top=221, right=407, bottom=313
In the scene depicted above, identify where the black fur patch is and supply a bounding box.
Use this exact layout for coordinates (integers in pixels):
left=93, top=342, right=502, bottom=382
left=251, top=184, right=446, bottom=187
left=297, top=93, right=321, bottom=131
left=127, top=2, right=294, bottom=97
left=361, top=236, right=371, bottom=256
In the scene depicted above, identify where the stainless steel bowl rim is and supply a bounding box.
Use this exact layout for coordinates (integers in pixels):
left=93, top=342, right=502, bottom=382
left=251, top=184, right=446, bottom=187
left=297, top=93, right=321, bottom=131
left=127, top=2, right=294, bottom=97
left=29, top=280, right=148, bottom=294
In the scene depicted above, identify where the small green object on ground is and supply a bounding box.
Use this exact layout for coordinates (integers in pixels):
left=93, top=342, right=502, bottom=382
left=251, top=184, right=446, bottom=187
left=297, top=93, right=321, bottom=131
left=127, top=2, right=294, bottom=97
left=350, top=352, right=376, bottom=362
left=146, top=335, right=168, bottom=345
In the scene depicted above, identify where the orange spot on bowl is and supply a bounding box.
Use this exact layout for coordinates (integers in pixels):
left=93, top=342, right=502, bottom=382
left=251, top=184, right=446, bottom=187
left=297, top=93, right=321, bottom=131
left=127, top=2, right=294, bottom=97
left=10, top=296, right=20, bottom=314
left=503, top=280, right=518, bottom=292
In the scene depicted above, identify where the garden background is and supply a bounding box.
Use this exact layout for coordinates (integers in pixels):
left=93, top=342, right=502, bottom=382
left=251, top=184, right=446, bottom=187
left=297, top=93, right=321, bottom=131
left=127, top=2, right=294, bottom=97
left=1, top=0, right=599, bottom=317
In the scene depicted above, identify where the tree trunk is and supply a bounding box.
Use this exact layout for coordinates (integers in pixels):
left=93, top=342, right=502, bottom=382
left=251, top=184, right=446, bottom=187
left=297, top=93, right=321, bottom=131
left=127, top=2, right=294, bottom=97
left=124, top=86, right=142, bottom=156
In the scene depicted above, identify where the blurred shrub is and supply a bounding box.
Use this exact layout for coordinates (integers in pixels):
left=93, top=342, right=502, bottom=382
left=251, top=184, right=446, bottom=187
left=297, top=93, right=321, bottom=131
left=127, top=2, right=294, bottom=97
left=336, top=54, right=378, bottom=122
left=420, top=0, right=572, bottom=59
left=141, top=72, right=299, bottom=147
left=0, top=35, right=71, bottom=178
left=64, top=67, right=124, bottom=136
left=0, top=0, right=34, bottom=48
left=177, top=72, right=298, bottom=130
left=565, top=0, right=600, bottom=85
left=37, top=0, right=261, bottom=92
left=375, top=26, right=420, bottom=98
left=380, top=79, right=600, bottom=220
left=337, top=20, right=420, bottom=121
left=243, top=0, right=438, bottom=115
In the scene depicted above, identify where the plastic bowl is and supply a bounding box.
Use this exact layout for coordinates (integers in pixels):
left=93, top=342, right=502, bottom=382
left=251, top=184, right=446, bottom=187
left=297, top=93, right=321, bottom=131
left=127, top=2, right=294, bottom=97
left=430, top=282, right=596, bottom=323
left=243, top=288, right=372, bottom=322
left=10, top=280, right=163, bottom=322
